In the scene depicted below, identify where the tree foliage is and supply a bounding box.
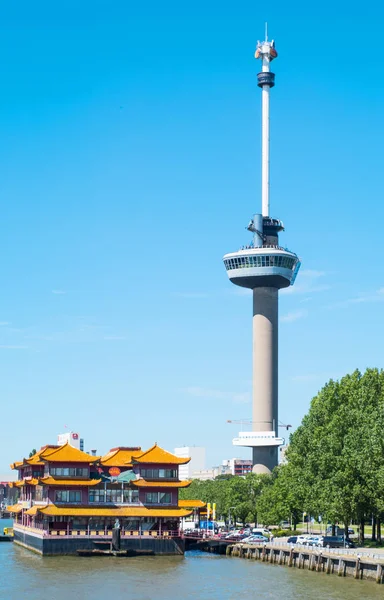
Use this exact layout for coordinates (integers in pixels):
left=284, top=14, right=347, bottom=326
left=265, top=368, right=384, bottom=543
left=181, top=369, right=384, bottom=543
left=179, top=473, right=270, bottom=524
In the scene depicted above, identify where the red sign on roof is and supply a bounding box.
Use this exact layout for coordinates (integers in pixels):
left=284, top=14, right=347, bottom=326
left=109, top=467, right=121, bottom=477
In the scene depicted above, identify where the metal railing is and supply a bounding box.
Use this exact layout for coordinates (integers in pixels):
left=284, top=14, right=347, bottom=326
left=14, top=524, right=181, bottom=539
left=238, top=244, right=297, bottom=254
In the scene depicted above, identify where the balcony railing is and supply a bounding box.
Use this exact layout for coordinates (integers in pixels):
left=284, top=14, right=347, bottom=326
left=238, top=244, right=297, bottom=254
left=14, top=524, right=181, bottom=539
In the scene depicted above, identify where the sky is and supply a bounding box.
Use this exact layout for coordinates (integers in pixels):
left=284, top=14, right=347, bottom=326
left=1, top=1, right=384, bottom=479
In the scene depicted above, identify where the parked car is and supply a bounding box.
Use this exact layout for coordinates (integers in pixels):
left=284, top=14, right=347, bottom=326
left=303, top=536, right=322, bottom=547
left=348, top=528, right=355, bottom=535
left=296, top=535, right=309, bottom=545
left=252, top=528, right=270, bottom=537
left=287, top=536, right=298, bottom=544
left=319, top=536, right=355, bottom=549
left=242, top=534, right=268, bottom=544
left=225, top=532, right=247, bottom=541
left=248, top=535, right=268, bottom=544
left=279, top=521, right=291, bottom=529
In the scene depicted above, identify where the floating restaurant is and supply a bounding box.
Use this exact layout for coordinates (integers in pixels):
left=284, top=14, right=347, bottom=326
left=8, top=442, right=204, bottom=555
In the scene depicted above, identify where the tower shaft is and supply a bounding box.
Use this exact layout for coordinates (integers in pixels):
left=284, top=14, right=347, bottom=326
left=252, top=287, right=278, bottom=473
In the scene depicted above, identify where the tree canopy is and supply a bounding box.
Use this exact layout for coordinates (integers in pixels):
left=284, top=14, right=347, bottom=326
left=182, top=369, right=384, bottom=543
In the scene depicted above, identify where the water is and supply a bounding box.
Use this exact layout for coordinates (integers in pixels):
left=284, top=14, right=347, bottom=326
left=1, top=543, right=383, bottom=600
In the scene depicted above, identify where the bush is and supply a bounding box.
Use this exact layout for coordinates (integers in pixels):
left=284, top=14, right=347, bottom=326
left=273, top=529, right=301, bottom=538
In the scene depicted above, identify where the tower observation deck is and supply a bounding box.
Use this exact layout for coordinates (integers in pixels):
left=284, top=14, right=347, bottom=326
left=223, top=29, right=301, bottom=474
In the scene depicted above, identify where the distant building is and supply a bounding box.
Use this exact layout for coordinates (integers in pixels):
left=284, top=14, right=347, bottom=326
left=191, top=458, right=253, bottom=480
left=57, top=431, right=84, bottom=451
left=222, top=458, right=253, bottom=476
left=191, top=467, right=221, bottom=481
left=174, top=446, right=206, bottom=480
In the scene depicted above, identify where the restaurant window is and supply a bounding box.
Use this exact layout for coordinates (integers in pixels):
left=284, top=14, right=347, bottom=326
left=145, top=493, right=159, bottom=504
left=123, top=489, right=139, bottom=503
left=50, top=467, right=88, bottom=477
left=106, top=489, right=121, bottom=503
left=55, top=490, right=81, bottom=503
left=141, top=469, right=177, bottom=479
left=89, top=489, right=105, bottom=503
left=159, top=469, right=177, bottom=478
left=159, top=492, right=172, bottom=504
left=145, top=492, right=172, bottom=504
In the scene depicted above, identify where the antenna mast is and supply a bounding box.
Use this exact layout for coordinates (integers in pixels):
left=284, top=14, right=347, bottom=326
left=255, top=27, right=277, bottom=217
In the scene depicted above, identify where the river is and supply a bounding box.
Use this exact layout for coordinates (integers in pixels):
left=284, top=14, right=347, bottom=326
left=1, top=542, right=384, bottom=600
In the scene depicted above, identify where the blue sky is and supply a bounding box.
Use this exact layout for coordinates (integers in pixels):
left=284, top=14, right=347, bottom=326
left=1, top=1, right=384, bottom=478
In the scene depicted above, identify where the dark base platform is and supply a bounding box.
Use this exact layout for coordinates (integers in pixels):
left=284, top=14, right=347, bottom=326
left=14, top=529, right=184, bottom=556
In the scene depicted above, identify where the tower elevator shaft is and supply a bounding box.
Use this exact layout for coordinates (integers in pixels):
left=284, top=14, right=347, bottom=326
left=252, top=286, right=279, bottom=473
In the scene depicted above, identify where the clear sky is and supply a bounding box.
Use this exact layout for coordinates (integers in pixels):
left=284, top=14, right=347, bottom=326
left=1, top=1, right=384, bottom=479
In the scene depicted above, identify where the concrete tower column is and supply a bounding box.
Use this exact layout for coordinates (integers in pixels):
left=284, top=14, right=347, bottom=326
left=252, top=286, right=278, bottom=473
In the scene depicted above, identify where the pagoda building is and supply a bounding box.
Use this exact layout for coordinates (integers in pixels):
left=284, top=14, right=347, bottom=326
left=8, top=441, right=194, bottom=555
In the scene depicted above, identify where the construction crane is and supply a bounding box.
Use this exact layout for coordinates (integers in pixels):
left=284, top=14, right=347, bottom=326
left=227, top=419, right=292, bottom=431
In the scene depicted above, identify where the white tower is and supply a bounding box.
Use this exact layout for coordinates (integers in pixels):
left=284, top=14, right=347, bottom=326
left=223, top=29, right=300, bottom=474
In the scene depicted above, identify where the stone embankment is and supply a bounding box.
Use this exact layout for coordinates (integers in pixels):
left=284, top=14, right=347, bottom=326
left=225, top=542, right=384, bottom=584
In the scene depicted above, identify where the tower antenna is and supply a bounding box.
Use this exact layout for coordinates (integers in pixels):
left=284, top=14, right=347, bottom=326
left=265, top=22, right=268, bottom=42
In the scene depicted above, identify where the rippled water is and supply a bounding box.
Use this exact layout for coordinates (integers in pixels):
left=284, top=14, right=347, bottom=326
left=1, top=542, right=384, bottom=599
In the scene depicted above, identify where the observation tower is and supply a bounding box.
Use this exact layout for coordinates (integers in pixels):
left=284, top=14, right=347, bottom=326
left=223, top=29, right=301, bottom=474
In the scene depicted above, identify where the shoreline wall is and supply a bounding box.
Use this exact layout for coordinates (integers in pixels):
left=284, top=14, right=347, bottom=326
left=200, top=541, right=384, bottom=584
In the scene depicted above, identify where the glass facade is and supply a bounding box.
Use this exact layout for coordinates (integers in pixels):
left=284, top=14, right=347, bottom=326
left=88, top=488, right=139, bottom=504
left=145, top=492, right=172, bottom=504
left=50, top=467, right=88, bottom=477
left=140, top=469, right=178, bottom=479
left=55, top=490, right=82, bottom=503
left=224, top=254, right=296, bottom=271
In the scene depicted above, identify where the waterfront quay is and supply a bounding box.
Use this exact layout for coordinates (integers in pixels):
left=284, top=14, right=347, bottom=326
left=218, top=541, right=384, bottom=584
left=7, top=442, right=205, bottom=556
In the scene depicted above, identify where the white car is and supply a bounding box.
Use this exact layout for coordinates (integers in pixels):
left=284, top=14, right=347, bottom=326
left=302, top=536, right=322, bottom=546
left=252, top=528, right=270, bottom=537
left=296, top=535, right=309, bottom=545
left=242, top=534, right=269, bottom=544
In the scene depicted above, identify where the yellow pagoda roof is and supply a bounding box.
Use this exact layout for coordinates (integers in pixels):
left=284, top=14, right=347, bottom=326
left=32, top=505, right=192, bottom=518
left=10, top=478, right=39, bottom=487
left=39, top=442, right=100, bottom=464
left=100, top=447, right=143, bottom=467
left=7, top=504, right=23, bottom=513
left=132, top=479, right=191, bottom=488
left=178, top=499, right=206, bottom=509
left=25, top=506, right=39, bottom=516
left=39, top=477, right=102, bottom=486
left=22, top=478, right=39, bottom=486
left=10, top=461, right=23, bottom=470
left=10, top=445, right=67, bottom=469
left=26, top=446, right=59, bottom=465
left=133, top=444, right=190, bottom=465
